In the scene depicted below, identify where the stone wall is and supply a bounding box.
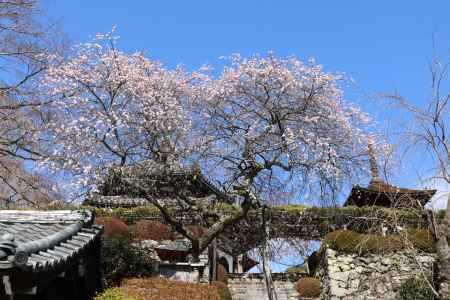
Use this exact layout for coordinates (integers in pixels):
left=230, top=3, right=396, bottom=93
left=156, top=262, right=205, bottom=282
left=317, top=248, right=435, bottom=300
left=228, top=273, right=301, bottom=300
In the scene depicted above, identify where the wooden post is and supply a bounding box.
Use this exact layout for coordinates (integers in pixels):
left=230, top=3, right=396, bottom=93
left=208, top=239, right=217, bottom=282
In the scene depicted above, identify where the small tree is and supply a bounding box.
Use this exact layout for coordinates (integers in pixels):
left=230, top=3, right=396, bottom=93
left=384, top=52, right=449, bottom=299
left=385, top=54, right=449, bottom=188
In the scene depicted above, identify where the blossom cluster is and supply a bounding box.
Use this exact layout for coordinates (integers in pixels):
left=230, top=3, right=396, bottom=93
left=39, top=33, right=371, bottom=200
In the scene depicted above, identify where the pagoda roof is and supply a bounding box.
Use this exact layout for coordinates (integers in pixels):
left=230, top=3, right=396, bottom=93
left=344, top=179, right=436, bottom=209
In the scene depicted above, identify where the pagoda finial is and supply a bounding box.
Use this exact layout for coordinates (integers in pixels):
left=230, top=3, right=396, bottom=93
left=368, top=138, right=380, bottom=181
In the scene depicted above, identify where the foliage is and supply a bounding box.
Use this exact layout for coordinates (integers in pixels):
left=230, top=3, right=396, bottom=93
left=397, top=277, right=434, bottom=300
left=323, top=229, right=436, bottom=253
left=91, top=205, right=429, bottom=229
left=135, top=220, right=172, bottom=241
left=101, top=238, right=155, bottom=287
left=286, top=266, right=308, bottom=274
left=295, top=277, right=322, bottom=298
left=89, top=206, right=161, bottom=224
left=95, top=217, right=129, bottom=239
left=186, top=225, right=205, bottom=239
left=98, top=277, right=225, bottom=300
left=94, top=288, right=138, bottom=300
left=406, top=229, right=435, bottom=252
left=212, top=281, right=232, bottom=300
left=436, top=209, right=446, bottom=221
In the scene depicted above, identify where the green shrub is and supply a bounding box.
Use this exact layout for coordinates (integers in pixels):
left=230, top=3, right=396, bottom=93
left=397, top=277, right=434, bottom=300
left=295, top=277, right=321, bottom=298
left=94, top=287, right=138, bottom=300
left=406, top=229, right=435, bottom=252
left=101, top=238, right=155, bottom=287
left=324, top=230, right=369, bottom=253
left=323, top=229, right=436, bottom=254
left=212, top=281, right=232, bottom=300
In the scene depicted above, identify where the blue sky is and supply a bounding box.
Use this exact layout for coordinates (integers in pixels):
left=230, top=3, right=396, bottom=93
left=42, top=1, right=450, bottom=207
left=43, top=1, right=449, bottom=95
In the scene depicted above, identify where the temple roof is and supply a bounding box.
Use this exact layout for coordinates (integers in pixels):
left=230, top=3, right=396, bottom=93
left=0, top=209, right=102, bottom=272
left=84, top=195, right=148, bottom=208
left=344, top=179, right=436, bottom=208
left=85, top=160, right=233, bottom=207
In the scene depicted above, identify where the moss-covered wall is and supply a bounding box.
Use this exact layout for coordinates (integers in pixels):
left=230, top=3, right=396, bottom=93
left=86, top=204, right=433, bottom=254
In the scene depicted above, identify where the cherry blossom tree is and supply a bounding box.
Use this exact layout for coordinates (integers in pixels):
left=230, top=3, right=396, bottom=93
left=41, top=31, right=371, bottom=299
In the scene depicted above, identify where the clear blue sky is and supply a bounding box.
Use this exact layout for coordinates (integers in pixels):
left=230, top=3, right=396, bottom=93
left=42, top=0, right=450, bottom=207
left=43, top=1, right=449, bottom=99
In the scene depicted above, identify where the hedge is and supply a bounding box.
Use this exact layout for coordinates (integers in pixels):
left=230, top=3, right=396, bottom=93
left=323, top=229, right=435, bottom=254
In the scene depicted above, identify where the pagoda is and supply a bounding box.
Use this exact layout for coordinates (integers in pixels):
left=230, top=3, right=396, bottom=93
left=344, top=143, right=436, bottom=209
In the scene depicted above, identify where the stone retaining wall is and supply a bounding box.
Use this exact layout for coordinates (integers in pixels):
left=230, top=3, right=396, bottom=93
left=317, top=248, right=435, bottom=300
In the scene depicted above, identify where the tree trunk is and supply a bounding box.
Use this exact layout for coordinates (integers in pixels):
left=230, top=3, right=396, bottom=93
left=261, top=207, right=278, bottom=300
left=437, top=196, right=450, bottom=299
left=191, top=239, right=201, bottom=263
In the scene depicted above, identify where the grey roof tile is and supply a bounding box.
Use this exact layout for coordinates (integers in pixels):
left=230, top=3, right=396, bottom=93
left=0, top=210, right=103, bottom=273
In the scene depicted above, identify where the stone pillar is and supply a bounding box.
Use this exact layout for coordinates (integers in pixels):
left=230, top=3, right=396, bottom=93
left=437, top=195, right=450, bottom=299
left=237, top=255, right=244, bottom=273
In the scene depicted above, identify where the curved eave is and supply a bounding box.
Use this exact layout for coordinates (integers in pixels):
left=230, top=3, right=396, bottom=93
left=0, top=209, right=102, bottom=273
left=84, top=195, right=148, bottom=208
left=8, top=225, right=103, bottom=273
left=344, top=185, right=437, bottom=207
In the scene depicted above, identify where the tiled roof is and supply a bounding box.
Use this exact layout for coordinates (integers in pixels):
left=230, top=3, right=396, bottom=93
left=84, top=195, right=148, bottom=208
left=0, top=210, right=102, bottom=273
left=87, top=160, right=234, bottom=208
left=344, top=179, right=436, bottom=208
left=157, top=240, right=191, bottom=252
